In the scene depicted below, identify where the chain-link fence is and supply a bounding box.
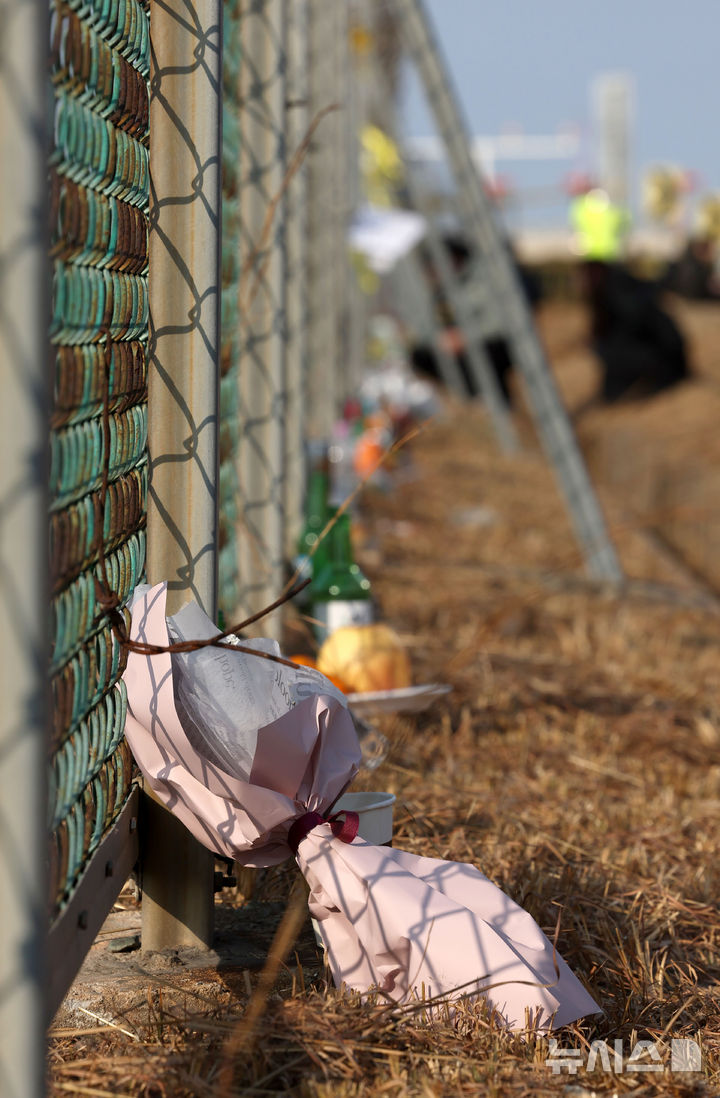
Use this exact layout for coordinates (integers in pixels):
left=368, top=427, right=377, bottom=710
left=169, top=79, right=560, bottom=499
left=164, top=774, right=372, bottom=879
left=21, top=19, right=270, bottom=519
left=3, top=2, right=629, bottom=1093
left=1, top=3, right=359, bottom=1083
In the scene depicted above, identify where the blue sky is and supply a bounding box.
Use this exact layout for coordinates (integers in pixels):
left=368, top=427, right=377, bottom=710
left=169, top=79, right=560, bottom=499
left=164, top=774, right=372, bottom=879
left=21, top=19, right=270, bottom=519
left=401, top=0, right=719, bottom=228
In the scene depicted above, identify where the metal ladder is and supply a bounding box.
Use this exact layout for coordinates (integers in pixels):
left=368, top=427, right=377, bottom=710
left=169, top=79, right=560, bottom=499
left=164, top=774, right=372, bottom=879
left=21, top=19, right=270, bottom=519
left=392, top=0, right=623, bottom=582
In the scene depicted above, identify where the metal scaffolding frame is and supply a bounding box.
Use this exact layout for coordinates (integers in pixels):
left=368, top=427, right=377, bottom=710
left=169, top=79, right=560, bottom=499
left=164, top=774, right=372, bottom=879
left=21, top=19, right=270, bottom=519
left=392, top=0, right=622, bottom=582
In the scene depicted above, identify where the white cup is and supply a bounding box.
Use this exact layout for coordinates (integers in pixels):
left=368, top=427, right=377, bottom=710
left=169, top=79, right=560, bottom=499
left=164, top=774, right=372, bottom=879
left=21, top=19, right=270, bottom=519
left=333, top=790, right=396, bottom=846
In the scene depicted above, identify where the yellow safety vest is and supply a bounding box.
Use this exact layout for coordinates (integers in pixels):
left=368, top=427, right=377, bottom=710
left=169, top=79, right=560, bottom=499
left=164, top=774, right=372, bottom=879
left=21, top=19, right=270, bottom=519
left=570, top=190, right=629, bottom=260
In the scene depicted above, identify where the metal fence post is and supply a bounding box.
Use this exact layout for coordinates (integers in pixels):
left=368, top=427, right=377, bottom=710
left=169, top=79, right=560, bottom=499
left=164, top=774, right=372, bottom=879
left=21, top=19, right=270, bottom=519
left=333, top=2, right=354, bottom=408
left=143, top=0, right=223, bottom=951
left=0, top=0, right=48, bottom=1092
left=306, top=0, right=344, bottom=440
left=219, top=0, right=244, bottom=616
left=345, top=4, right=376, bottom=400
left=285, top=0, right=310, bottom=553
left=236, top=0, right=288, bottom=628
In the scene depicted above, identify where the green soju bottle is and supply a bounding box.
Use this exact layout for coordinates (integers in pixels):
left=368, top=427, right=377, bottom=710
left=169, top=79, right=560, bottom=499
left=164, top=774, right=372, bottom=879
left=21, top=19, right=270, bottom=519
left=311, top=512, right=373, bottom=639
left=294, top=460, right=330, bottom=598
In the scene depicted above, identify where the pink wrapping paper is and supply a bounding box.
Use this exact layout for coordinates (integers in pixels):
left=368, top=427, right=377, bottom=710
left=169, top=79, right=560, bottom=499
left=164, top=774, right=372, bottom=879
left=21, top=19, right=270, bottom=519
left=123, top=584, right=361, bottom=866
left=300, top=831, right=599, bottom=1029
left=123, top=584, right=601, bottom=1030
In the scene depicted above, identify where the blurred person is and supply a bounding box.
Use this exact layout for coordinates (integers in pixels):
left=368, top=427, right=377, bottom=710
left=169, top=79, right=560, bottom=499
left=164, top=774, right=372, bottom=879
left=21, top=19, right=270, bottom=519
left=570, top=183, right=690, bottom=404
left=410, top=232, right=541, bottom=405
left=580, top=260, right=690, bottom=402
left=663, top=234, right=720, bottom=300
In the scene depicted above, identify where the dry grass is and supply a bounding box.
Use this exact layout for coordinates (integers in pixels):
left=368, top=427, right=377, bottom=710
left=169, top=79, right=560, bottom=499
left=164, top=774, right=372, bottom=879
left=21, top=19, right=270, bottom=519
left=50, top=301, right=720, bottom=1096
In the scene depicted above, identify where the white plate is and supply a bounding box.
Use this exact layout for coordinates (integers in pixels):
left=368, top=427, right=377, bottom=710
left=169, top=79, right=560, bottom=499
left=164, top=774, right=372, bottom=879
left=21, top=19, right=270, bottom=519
left=346, top=682, right=452, bottom=716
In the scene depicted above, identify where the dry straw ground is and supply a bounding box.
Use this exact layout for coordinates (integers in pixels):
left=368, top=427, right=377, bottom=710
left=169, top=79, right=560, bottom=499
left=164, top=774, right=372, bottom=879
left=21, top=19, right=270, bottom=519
left=50, top=299, right=720, bottom=1096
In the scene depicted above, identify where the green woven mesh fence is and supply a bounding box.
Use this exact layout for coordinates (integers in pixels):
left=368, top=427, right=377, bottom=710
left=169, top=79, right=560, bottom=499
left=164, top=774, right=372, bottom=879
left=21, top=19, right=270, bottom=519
left=48, top=0, right=150, bottom=918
